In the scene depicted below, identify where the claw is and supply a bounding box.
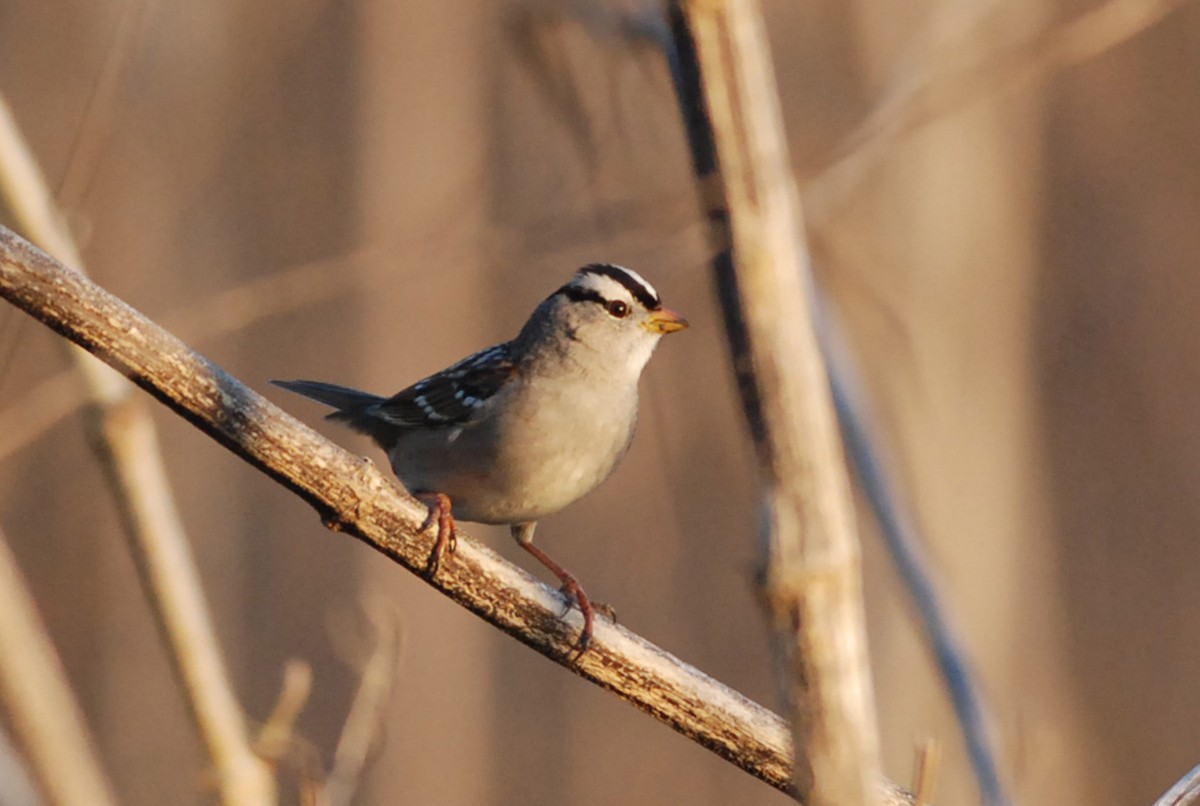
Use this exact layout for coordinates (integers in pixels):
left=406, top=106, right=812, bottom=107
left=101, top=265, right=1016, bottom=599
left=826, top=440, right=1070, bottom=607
left=596, top=601, right=618, bottom=624
left=416, top=492, right=455, bottom=578
left=550, top=572, right=596, bottom=659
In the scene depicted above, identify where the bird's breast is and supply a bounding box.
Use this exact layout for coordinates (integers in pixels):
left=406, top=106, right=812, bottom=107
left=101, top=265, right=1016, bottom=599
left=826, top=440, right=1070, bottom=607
left=388, top=375, right=639, bottom=524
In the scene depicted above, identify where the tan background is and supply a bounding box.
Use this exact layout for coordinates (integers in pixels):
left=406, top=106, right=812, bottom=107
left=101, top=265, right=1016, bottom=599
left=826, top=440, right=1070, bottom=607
left=2, top=1, right=1199, bottom=804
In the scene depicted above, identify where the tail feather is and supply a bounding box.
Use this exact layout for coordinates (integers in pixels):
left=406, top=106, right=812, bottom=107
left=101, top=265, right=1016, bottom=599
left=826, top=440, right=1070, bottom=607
left=270, top=379, right=397, bottom=444
left=270, top=379, right=383, bottom=410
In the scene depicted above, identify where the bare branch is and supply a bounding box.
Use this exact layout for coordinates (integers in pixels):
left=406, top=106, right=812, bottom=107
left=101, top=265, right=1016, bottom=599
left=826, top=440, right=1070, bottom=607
left=0, top=225, right=815, bottom=797
left=670, top=1, right=882, bottom=803
left=0, top=526, right=119, bottom=806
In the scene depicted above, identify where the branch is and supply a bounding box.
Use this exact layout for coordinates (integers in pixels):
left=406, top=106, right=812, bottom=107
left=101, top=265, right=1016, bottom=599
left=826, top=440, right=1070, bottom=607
left=0, top=226, right=815, bottom=797
left=670, top=1, right=883, bottom=804
left=0, top=525, right=119, bottom=805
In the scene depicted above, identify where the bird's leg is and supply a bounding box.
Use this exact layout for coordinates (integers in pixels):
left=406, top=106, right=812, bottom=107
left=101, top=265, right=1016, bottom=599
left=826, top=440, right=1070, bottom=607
left=416, top=492, right=456, bottom=577
left=511, top=522, right=601, bottom=657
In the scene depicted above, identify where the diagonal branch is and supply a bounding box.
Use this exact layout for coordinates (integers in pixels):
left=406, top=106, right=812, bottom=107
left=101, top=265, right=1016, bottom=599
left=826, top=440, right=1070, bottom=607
left=0, top=225, right=813, bottom=796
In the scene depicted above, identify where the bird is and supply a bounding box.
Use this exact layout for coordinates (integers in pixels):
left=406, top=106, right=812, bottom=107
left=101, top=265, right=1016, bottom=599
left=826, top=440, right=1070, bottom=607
left=272, top=263, right=687, bottom=654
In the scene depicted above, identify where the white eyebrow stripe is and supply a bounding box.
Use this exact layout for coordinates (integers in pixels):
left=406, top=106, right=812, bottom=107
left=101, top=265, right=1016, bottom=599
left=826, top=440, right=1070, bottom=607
left=575, top=263, right=661, bottom=309
left=608, top=265, right=657, bottom=301
left=569, top=272, right=633, bottom=301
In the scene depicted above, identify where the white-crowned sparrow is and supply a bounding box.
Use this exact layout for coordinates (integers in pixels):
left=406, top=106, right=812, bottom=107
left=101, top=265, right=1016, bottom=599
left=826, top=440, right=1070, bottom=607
left=272, top=263, right=687, bottom=653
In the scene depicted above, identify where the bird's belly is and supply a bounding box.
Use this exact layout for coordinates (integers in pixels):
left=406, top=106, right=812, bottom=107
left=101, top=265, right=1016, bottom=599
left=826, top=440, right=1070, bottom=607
left=391, top=388, right=635, bottom=525
left=464, top=444, right=619, bottom=523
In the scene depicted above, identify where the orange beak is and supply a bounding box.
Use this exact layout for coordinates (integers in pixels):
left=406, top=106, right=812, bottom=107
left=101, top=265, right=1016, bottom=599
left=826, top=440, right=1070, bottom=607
left=644, top=307, right=689, bottom=335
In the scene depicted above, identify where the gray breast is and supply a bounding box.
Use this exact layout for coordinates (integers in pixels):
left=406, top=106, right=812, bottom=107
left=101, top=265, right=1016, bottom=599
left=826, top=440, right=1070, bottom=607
left=387, top=372, right=639, bottom=525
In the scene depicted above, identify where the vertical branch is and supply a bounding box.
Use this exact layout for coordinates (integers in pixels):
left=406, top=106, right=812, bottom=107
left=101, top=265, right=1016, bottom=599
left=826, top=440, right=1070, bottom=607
left=0, top=526, right=119, bottom=806
left=669, top=3, right=882, bottom=805
left=0, top=97, right=275, bottom=805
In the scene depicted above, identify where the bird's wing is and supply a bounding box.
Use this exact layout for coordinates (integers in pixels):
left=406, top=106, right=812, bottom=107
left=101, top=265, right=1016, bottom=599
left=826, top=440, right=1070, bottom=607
left=373, top=344, right=518, bottom=428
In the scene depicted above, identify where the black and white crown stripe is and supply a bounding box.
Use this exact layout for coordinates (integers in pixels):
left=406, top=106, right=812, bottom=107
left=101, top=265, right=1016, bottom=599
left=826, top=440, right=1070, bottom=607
left=565, top=263, right=662, bottom=311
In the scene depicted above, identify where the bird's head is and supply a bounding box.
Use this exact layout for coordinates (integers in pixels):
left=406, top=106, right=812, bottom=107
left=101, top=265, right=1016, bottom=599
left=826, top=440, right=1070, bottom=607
left=526, top=264, right=687, bottom=377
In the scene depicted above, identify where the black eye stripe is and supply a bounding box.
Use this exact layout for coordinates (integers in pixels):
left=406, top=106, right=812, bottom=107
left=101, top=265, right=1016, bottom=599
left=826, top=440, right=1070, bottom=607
left=561, top=286, right=607, bottom=306
left=579, top=263, right=661, bottom=310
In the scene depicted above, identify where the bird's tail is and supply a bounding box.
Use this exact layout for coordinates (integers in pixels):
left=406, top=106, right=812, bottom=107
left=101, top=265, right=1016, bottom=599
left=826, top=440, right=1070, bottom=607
left=270, top=379, right=392, bottom=440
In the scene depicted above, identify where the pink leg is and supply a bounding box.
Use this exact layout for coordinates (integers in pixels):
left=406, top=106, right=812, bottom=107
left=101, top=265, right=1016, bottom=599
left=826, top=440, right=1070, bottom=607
left=416, top=492, right=456, bottom=577
left=512, top=522, right=596, bottom=657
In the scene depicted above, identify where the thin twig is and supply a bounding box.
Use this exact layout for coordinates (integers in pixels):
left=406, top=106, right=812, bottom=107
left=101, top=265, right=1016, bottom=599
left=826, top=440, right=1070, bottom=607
left=0, top=525, right=119, bottom=806
left=322, top=604, right=402, bottom=806
left=0, top=96, right=274, bottom=805
left=0, top=225, right=920, bottom=804
left=255, top=660, right=315, bottom=765
left=827, top=338, right=1010, bottom=806
left=0, top=368, right=83, bottom=461
left=669, top=2, right=882, bottom=803
left=806, top=0, right=1188, bottom=222
left=54, top=0, right=153, bottom=212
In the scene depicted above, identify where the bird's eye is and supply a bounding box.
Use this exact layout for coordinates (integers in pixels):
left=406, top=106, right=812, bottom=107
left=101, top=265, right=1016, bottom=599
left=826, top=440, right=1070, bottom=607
left=606, top=300, right=630, bottom=318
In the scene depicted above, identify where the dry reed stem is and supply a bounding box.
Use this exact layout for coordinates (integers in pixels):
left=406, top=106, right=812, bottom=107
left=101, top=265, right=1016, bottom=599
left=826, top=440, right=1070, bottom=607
left=0, top=527, right=119, bottom=806
left=677, top=1, right=882, bottom=803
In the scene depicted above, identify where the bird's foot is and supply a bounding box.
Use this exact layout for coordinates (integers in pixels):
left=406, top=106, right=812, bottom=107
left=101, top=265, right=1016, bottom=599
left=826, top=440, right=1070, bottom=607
left=416, top=492, right=456, bottom=577
left=556, top=578, right=598, bottom=658
left=557, top=585, right=616, bottom=625
left=515, top=534, right=602, bottom=660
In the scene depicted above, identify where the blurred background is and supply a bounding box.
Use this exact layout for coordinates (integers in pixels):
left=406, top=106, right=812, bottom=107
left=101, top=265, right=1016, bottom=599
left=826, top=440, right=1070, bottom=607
left=1, top=0, right=1199, bottom=804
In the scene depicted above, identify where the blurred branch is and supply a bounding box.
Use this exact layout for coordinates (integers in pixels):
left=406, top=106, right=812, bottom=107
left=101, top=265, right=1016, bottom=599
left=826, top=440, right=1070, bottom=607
left=827, top=326, right=1010, bottom=806
left=321, top=605, right=401, bottom=806
left=663, top=2, right=1012, bottom=801
left=0, top=368, right=83, bottom=461
left=0, top=97, right=275, bottom=805
left=910, top=739, right=941, bottom=806
left=0, top=525, right=119, bottom=806
left=0, top=225, right=923, bottom=803
left=55, top=0, right=152, bottom=213
left=254, top=660, right=314, bottom=766
left=1155, top=763, right=1200, bottom=806
left=807, top=0, right=1189, bottom=221
left=669, top=2, right=883, bottom=804
left=0, top=725, right=40, bottom=806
